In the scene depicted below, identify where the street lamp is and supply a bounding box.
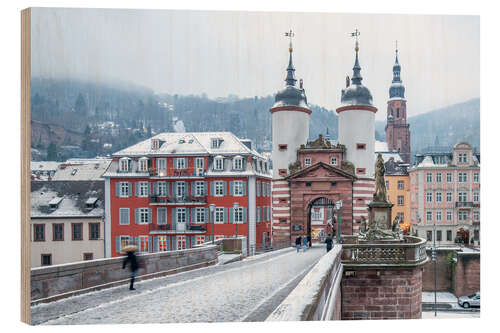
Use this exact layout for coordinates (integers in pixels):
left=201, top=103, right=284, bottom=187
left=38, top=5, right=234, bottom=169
left=209, top=204, right=215, bottom=244
left=433, top=215, right=437, bottom=317
left=234, top=202, right=239, bottom=238
left=335, top=200, right=343, bottom=244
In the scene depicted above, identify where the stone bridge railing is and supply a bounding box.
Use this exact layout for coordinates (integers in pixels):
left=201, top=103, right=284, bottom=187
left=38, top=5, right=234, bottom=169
left=266, top=245, right=343, bottom=321
left=341, top=235, right=428, bottom=267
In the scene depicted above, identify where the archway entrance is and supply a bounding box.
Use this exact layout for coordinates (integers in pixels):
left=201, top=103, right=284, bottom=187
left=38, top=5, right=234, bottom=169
left=307, top=197, right=335, bottom=244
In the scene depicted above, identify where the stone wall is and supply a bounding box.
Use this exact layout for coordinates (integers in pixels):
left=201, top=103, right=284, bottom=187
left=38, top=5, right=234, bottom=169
left=453, top=252, right=480, bottom=297
left=31, top=245, right=218, bottom=304
left=341, top=267, right=423, bottom=320
left=422, top=248, right=454, bottom=292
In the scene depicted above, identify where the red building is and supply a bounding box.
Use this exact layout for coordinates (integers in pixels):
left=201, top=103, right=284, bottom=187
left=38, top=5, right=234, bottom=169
left=103, top=132, right=272, bottom=257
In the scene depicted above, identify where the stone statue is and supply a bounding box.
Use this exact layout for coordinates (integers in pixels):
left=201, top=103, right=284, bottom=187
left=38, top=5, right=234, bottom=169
left=373, top=153, right=388, bottom=202
left=359, top=216, right=367, bottom=234
left=391, top=215, right=400, bottom=232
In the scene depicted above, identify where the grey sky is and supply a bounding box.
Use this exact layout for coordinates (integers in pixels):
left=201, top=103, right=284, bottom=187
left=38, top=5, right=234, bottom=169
left=31, top=8, right=479, bottom=120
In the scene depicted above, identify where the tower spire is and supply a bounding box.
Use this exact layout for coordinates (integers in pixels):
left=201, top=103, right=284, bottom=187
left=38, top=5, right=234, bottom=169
left=284, top=29, right=296, bottom=86
left=350, top=29, right=362, bottom=85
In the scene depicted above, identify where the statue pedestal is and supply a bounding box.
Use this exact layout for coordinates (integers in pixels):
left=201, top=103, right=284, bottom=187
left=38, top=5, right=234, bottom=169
left=368, top=201, right=393, bottom=230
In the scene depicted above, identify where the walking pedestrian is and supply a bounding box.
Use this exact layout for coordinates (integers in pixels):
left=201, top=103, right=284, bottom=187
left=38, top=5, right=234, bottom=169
left=295, top=235, right=302, bottom=253
left=302, top=234, right=308, bottom=252
left=325, top=235, right=333, bottom=253
left=307, top=235, right=312, bottom=248
left=122, top=245, right=139, bottom=290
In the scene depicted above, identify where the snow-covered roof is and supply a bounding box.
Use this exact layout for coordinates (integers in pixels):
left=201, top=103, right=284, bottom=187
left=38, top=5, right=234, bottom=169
left=31, top=181, right=104, bottom=218
left=374, top=141, right=389, bottom=152
left=52, top=160, right=111, bottom=181
left=31, top=161, right=61, bottom=172
left=377, top=152, right=403, bottom=163
left=113, top=132, right=266, bottom=159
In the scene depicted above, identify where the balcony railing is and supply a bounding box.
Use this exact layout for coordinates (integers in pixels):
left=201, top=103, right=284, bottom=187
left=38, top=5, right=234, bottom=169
left=150, top=195, right=207, bottom=205
left=149, top=169, right=206, bottom=177
left=341, top=236, right=428, bottom=267
left=149, top=224, right=170, bottom=232
left=455, top=201, right=474, bottom=208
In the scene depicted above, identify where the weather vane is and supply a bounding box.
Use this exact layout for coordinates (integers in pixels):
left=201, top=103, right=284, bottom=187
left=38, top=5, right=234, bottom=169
left=350, top=29, right=360, bottom=51
left=395, top=40, right=398, bottom=54
left=285, top=29, right=294, bottom=51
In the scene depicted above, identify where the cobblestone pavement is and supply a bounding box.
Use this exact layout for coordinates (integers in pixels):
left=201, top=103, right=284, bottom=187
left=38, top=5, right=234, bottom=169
left=32, top=246, right=325, bottom=325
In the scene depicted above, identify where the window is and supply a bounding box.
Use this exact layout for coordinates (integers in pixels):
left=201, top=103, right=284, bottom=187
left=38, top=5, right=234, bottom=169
left=157, top=182, right=167, bottom=196
left=446, top=173, right=452, bottom=183
left=177, top=236, right=186, bottom=250
left=426, top=211, right=432, bottom=222
left=397, top=180, right=404, bottom=190
left=278, top=144, right=288, bottom=151
left=211, top=138, right=221, bottom=149
left=436, top=192, right=442, bottom=203
left=426, top=173, right=432, bottom=183
left=120, top=236, right=131, bottom=251
left=386, top=181, right=389, bottom=189
left=119, top=208, right=130, bottom=225
left=356, top=168, right=366, bottom=174
left=473, top=172, right=479, bottom=183
left=34, top=224, right=45, bottom=241
left=139, top=158, right=148, bottom=172
left=89, top=223, right=100, bottom=240
left=437, top=230, right=442, bottom=241
left=177, top=208, right=187, bottom=223
left=138, top=208, right=149, bottom=224
left=176, top=181, right=185, bottom=197
left=157, top=208, right=167, bottom=225
left=426, top=231, right=432, bottom=241
left=151, top=139, right=160, bottom=150
left=447, top=230, right=452, bottom=241
left=458, top=172, right=467, bottom=183
left=119, top=182, right=130, bottom=197
left=397, top=196, right=404, bottom=205
left=215, top=158, right=224, bottom=171
left=306, top=182, right=312, bottom=187
left=233, top=181, right=244, bottom=196
left=158, top=236, right=168, bottom=251
left=396, top=108, right=400, bottom=118
left=72, top=223, right=83, bottom=241
left=458, top=211, right=468, bottom=221
left=175, top=158, right=186, bottom=169
left=356, top=143, right=366, bottom=150
left=473, top=211, right=479, bottom=221
left=195, top=235, right=205, bottom=245
left=157, top=158, right=167, bottom=175
left=138, top=182, right=149, bottom=197
left=279, top=169, right=287, bottom=176
left=426, top=192, right=432, bottom=203
left=195, top=157, right=204, bottom=170
left=446, top=192, right=452, bottom=203
left=215, top=207, right=224, bottom=223
left=83, top=253, right=93, bottom=261
left=195, top=208, right=206, bottom=223
left=473, top=191, right=479, bottom=203
left=195, top=181, right=205, bottom=196
left=446, top=210, right=453, bottom=221
left=234, top=207, right=244, bottom=223
left=233, top=157, right=243, bottom=170
left=41, top=254, right=52, bottom=266
left=436, top=173, right=442, bottom=183
left=215, top=181, right=224, bottom=196
left=458, top=153, right=468, bottom=163
left=458, top=192, right=467, bottom=202
left=436, top=210, right=442, bottom=222
left=53, top=224, right=64, bottom=241
left=139, top=235, right=149, bottom=252
left=304, top=158, right=311, bottom=167
left=397, top=212, right=404, bottom=222
left=119, top=158, right=130, bottom=172
left=330, top=157, right=337, bottom=166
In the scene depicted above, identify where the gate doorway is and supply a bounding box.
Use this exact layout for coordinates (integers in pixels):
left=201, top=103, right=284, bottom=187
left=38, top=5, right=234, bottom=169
left=308, top=197, right=335, bottom=243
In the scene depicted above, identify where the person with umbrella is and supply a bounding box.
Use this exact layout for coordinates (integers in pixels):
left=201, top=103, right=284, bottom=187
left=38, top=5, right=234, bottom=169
left=122, top=244, right=139, bottom=290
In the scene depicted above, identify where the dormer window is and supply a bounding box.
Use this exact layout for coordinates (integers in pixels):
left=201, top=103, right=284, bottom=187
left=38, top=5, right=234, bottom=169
left=233, top=156, right=243, bottom=170
left=304, top=158, right=311, bottom=167
left=151, top=139, right=161, bottom=150
left=214, top=157, right=224, bottom=171
left=138, top=157, right=148, bottom=172
left=458, top=153, right=468, bottom=164
left=211, top=138, right=223, bottom=149
left=330, top=157, right=338, bottom=166
left=119, top=158, right=131, bottom=172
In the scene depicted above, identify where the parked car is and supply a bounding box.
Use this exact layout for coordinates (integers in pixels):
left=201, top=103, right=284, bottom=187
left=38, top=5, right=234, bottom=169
left=458, top=292, right=480, bottom=308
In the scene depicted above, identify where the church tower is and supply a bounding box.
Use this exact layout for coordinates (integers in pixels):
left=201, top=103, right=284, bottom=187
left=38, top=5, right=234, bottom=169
left=385, top=45, right=411, bottom=164
left=270, top=30, right=311, bottom=179
left=336, top=30, right=377, bottom=178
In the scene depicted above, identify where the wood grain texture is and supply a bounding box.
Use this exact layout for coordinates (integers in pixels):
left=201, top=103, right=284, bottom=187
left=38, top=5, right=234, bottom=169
left=21, top=7, right=31, bottom=325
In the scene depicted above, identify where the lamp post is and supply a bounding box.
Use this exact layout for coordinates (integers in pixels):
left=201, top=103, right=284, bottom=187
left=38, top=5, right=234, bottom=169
left=209, top=204, right=215, bottom=244
left=433, top=217, right=437, bottom=317
left=335, top=200, right=343, bottom=244
left=234, top=202, right=239, bottom=238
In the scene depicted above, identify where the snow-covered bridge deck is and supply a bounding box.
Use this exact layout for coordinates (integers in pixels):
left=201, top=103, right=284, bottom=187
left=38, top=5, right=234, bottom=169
left=31, top=246, right=325, bottom=325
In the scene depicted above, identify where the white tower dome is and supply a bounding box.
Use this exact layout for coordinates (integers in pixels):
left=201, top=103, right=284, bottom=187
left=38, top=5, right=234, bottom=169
left=270, top=38, right=311, bottom=179
left=336, top=37, right=377, bottom=178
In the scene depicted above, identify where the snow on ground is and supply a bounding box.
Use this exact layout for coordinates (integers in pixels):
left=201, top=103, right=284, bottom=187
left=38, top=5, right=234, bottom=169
left=32, top=246, right=325, bottom=325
